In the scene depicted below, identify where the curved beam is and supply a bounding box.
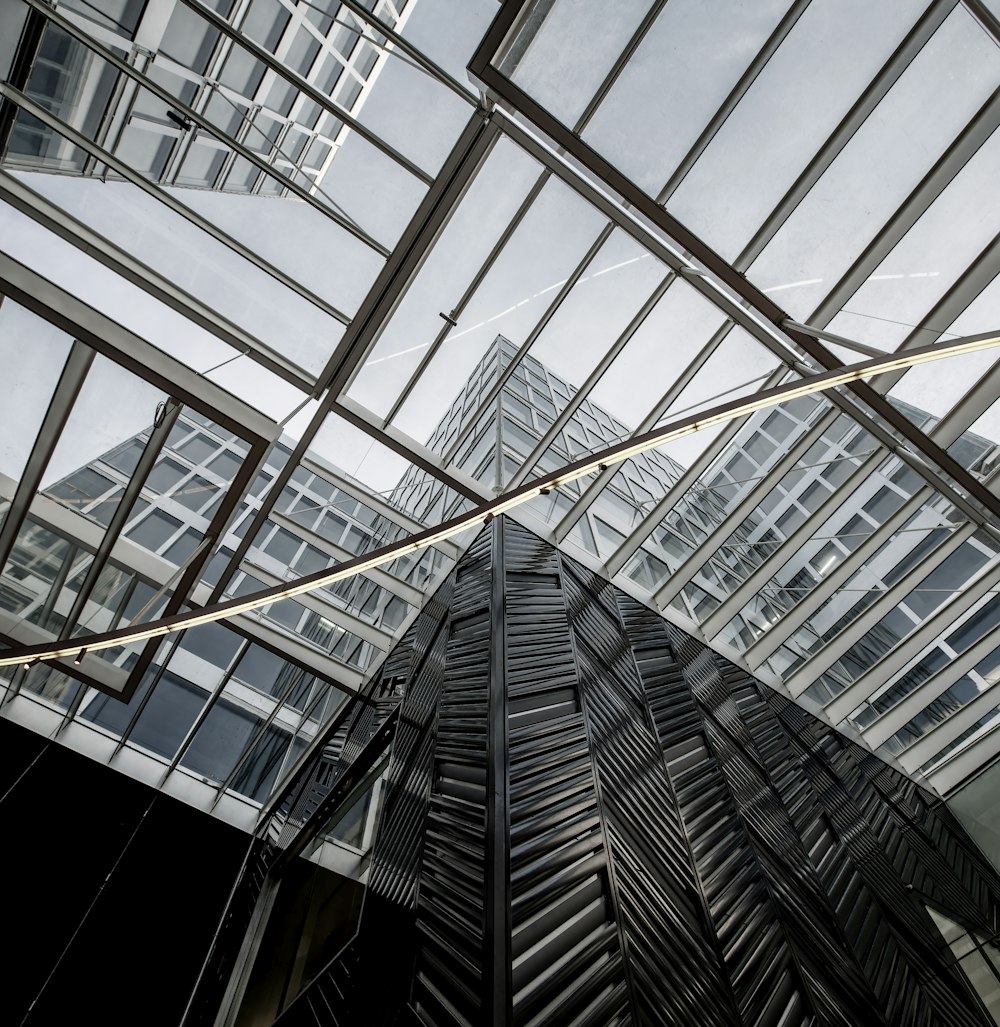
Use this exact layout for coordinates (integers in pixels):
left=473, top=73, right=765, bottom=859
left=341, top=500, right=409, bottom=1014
left=2, top=331, right=999, bottom=670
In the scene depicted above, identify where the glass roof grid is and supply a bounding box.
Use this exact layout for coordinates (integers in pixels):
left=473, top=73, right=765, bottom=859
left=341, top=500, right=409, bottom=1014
left=379, top=170, right=553, bottom=427
left=389, top=206, right=620, bottom=446
left=581, top=0, right=793, bottom=200
left=579, top=335, right=794, bottom=567
left=823, top=530, right=1000, bottom=724
left=177, top=0, right=450, bottom=180
left=499, top=0, right=656, bottom=128
left=817, top=115, right=1000, bottom=358
left=548, top=320, right=734, bottom=546
left=651, top=0, right=813, bottom=205
left=742, top=499, right=940, bottom=674
left=580, top=363, right=794, bottom=579
left=669, top=0, right=934, bottom=266
left=902, top=686, right=1000, bottom=778
left=24, top=9, right=395, bottom=256
left=785, top=519, right=982, bottom=702
left=335, top=0, right=479, bottom=104
left=644, top=400, right=846, bottom=611
left=689, top=439, right=932, bottom=640
left=435, top=219, right=617, bottom=468
left=745, top=5, right=1000, bottom=321
left=345, top=135, right=544, bottom=415
left=503, top=273, right=677, bottom=491
left=9, top=0, right=1000, bottom=809
left=393, top=0, right=496, bottom=90
left=881, top=267, right=1000, bottom=447
left=861, top=620, right=1000, bottom=754
left=1, top=92, right=359, bottom=333
left=0, top=172, right=315, bottom=389
left=521, top=229, right=672, bottom=408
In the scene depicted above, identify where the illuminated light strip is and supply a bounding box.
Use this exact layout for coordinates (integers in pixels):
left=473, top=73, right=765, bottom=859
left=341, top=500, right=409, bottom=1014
left=2, top=332, right=998, bottom=670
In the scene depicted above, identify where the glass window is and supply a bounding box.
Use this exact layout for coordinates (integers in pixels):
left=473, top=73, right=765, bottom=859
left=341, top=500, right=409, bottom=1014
left=208, top=448, right=243, bottom=483
left=172, top=474, right=216, bottom=513
left=146, top=457, right=190, bottom=495
left=178, top=433, right=219, bottom=464
left=164, top=528, right=203, bottom=566
left=127, top=510, right=183, bottom=551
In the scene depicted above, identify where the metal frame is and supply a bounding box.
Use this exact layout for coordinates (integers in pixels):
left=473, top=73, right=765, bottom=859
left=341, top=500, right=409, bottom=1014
left=5, top=0, right=1000, bottom=836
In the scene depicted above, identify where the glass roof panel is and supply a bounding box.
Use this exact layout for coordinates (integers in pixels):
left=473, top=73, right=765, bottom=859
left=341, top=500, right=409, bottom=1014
left=3, top=171, right=351, bottom=378
left=885, top=275, right=1000, bottom=440
left=526, top=229, right=670, bottom=387
left=822, top=123, right=1000, bottom=353
left=746, top=6, right=1000, bottom=319
left=586, top=276, right=729, bottom=419
left=581, top=0, right=789, bottom=196
left=397, top=0, right=496, bottom=85
left=667, top=0, right=922, bottom=259
left=347, top=137, right=544, bottom=417
left=500, top=0, right=653, bottom=128
left=391, top=173, right=607, bottom=441
left=0, top=300, right=73, bottom=492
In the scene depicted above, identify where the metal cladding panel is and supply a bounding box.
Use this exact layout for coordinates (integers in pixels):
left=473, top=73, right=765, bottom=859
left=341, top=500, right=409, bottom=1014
left=250, top=518, right=1000, bottom=1027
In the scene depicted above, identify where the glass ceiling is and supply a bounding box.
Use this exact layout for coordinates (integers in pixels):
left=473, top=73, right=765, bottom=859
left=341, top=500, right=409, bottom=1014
left=2, top=0, right=1000, bottom=835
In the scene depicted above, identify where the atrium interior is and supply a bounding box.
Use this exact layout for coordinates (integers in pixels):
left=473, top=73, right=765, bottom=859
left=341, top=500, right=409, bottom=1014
left=4, top=0, right=1000, bottom=1024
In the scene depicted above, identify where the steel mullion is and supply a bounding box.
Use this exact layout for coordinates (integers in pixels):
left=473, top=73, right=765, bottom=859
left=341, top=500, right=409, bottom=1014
left=645, top=407, right=841, bottom=603
left=0, top=84, right=353, bottom=329
left=742, top=488, right=933, bottom=667
left=0, top=170, right=313, bottom=391
left=802, top=88, right=1000, bottom=334
left=381, top=170, right=552, bottom=427
left=0, top=253, right=278, bottom=443
left=30, top=0, right=390, bottom=258
left=110, top=631, right=182, bottom=759
left=936, top=360, right=1000, bottom=446
left=861, top=621, right=1000, bottom=751
left=179, top=0, right=438, bottom=184
left=900, top=679, right=1000, bottom=776
left=0, top=341, right=93, bottom=577
left=334, top=0, right=474, bottom=104
left=552, top=322, right=733, bottom=544
left=783, top=525, right=975, bottom=698
left=442, top=221, right=617, bottom=467
left=655, top=0, right=814, bottom=203
left=480, top=67, right=1000, bottom=527
left=56, top=400, right=183, bottom=652
left=697, top=446, right=902, bottom=639
left=505, top=273, right=675, bottom=492
left=492, top=109, right=812, bottom=373
left=732, top=0, right=957, bottom=272
left=825, top=558, right=1000, bottom=729
left=966, top=0, right=1000, bottom=43
left=573, top=0, right=667, bottom=133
